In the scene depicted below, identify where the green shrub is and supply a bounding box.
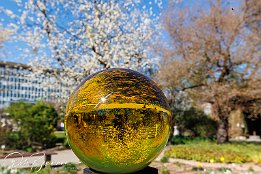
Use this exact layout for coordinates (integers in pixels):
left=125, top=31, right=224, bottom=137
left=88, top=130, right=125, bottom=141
left=6, top=132, right=25, bottom=149
left=170, top=136, right=186, bottom=145
left=24, top=146, right=33, bottom=153
left=172, top=107, right=217, bottom=138
left=171, top=136, right=214, bottom=145
left=5, top=101, right=58, bottom=150
left=0, top=116, right=12, bottom=147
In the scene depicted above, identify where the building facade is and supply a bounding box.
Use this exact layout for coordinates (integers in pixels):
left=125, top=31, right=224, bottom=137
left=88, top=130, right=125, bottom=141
left=0, top=61, right=71, bottom=108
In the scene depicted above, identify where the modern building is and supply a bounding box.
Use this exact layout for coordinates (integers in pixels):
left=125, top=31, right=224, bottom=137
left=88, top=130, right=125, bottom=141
left=0, top=61, right=71, bottom=108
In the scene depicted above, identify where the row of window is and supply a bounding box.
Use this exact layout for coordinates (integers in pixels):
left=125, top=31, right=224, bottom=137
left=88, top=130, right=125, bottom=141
left=0, top=87, right=69, bottom=99
left=0, top=68, right=19, bottom=75
left=0, top=91, right=52, bottom=98
left=1, top=76, right=55, bottom=84
left=0, top=68, right=29, bottom=77
left=0, top=84, right=63, bottom=93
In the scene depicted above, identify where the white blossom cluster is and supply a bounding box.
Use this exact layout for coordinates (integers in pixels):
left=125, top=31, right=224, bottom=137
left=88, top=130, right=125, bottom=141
left=1, top=0, right=164, bottom=93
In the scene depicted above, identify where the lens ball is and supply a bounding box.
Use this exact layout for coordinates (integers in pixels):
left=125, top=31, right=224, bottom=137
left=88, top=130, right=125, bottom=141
left=65, top=68, right=171, bottom=173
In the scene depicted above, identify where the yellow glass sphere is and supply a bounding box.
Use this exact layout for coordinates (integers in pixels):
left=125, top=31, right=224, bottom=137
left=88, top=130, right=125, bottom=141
left=65, top=69, right=171, bottom=173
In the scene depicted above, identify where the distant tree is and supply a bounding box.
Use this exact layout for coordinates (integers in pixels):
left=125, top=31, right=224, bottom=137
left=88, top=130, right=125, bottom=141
left=6, top=101, right=58, bottom=149
left=157, top=0, right=261, bottom=143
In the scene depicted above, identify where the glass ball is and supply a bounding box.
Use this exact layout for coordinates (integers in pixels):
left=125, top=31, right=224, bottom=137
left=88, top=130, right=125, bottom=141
left=65, top=68, right=171, bottom=173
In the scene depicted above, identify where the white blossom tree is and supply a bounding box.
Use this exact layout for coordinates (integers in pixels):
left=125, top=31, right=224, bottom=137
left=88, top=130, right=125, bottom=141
left=0, top=28, right=10, bottom=48
left=0, top=0, right=163, bottom=90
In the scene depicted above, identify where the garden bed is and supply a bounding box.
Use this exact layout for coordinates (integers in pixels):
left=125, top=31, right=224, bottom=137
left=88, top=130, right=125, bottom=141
left=165, top=141, right=261, bottom=165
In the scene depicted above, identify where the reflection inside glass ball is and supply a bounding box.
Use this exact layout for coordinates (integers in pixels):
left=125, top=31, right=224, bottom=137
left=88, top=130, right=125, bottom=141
left=65, top=68, right=171, bottom=174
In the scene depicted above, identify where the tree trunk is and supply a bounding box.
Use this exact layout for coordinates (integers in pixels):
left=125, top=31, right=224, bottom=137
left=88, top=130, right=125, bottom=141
left=217, top=118, right=229, bottom=144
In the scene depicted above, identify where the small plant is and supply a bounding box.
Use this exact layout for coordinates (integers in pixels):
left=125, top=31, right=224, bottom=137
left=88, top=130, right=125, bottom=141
left=161, top=156, right=169, bottom=163
left=161, top=168, right=170, bottom=174
left=192, top=166, right=204, bottom=172
left=24, top=146, right=33, bottom=153
left=248, top=167, right=255, bottom=172
left=173, top=161, right=184, bottom=167
left=219, top=168, right=231, bottom=174
left=63, top=163, right=78, bottom=174
left=0, top=166, right=25, bottom=174
left=34, top=164, right=52, bottom=174
left=0, top=166, right=11, bottom=174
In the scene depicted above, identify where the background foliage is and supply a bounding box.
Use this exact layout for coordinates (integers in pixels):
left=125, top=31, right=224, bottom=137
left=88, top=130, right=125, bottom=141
left=5, top=101, right=58, bottom=150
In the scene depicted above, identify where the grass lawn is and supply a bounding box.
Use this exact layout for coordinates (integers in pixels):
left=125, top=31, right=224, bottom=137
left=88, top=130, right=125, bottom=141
left=54, top=131, right=66, bottom=139
left=165, top=140, right=261, bottom=165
